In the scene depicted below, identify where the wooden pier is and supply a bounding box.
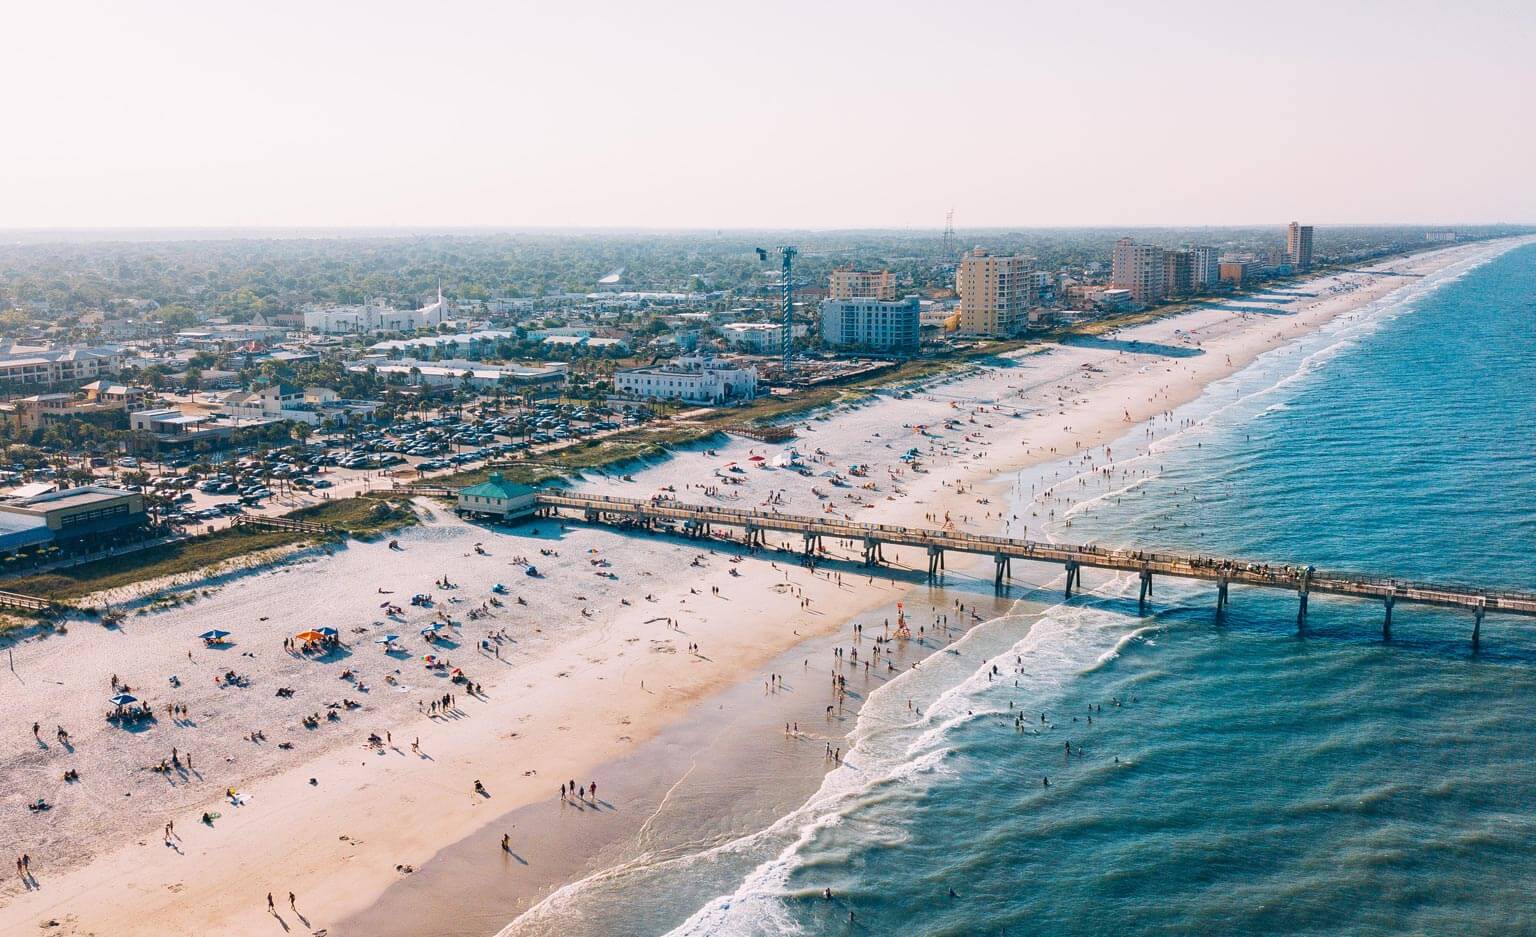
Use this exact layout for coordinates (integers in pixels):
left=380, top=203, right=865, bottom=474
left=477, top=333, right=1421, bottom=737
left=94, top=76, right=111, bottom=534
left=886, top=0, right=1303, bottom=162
left=532, top=491, right=1536, bottom=647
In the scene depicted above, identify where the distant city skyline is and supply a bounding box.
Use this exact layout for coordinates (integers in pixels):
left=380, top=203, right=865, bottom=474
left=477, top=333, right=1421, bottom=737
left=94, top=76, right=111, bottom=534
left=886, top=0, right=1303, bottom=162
left=6, top=0, right=1534, bottom=229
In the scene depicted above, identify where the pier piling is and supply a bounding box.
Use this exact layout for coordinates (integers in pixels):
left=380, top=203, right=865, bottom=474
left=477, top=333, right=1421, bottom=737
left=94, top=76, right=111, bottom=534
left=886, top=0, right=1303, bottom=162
left=1383, top=595, right=1394, bottom=641
left=1138, top=569, right=1153, bottom=615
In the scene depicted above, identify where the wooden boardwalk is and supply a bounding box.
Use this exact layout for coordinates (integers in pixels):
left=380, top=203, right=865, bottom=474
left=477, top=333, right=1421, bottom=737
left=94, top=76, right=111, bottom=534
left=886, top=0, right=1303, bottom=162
left=533, top=491, right=1536, bottom=646
left=232, top=515, right=333, bottom=535
left=0, top=589, right=54, bottom=613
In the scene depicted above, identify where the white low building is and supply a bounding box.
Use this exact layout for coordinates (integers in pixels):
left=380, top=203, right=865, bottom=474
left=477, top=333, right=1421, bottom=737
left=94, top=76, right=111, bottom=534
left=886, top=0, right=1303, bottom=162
left=348, top=358, right=567, bottom=389
left=614, top=355, right=757, bottom=405
left=218, top=384, right=379, bottom=425
left=303, top=287, right=451, bottom=335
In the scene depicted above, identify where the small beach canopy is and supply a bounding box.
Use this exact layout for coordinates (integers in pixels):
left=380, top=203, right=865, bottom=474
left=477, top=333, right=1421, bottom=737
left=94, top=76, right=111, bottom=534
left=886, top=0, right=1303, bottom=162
left=294, top=629, right=326, bottom=642
left=316, top=627, right=339, bottom=638
left=748, top=455, right=766, bottom=461
left=109, top=693, right=138, bottom=706
left=420, top=622, right=444, bottom=634
left=374, top=634, right=400, bottom=644
left=198, top=629, right=231, bottom=640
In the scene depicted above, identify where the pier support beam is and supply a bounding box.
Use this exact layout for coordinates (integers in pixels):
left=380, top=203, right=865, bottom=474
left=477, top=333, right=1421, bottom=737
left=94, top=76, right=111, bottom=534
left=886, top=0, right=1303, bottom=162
left=994, top=553, right=1011, bottom=590
left=1297, top=568, right=1312, bottom=632
left=802, top=531, right=817, bottom=559
left=1064, top=560, right=1080, bottom=598
left=1383, top=595, right=1394, bottom=641
left=863, top=537, right=883, bottom=567
left=1217, top=577, right=1229, bottom=620
left=1473, top=602, right=1485, bottom=651
left=926, top=544, right=944, bottom=580
left=1138, top=569, right=1152, bottom=615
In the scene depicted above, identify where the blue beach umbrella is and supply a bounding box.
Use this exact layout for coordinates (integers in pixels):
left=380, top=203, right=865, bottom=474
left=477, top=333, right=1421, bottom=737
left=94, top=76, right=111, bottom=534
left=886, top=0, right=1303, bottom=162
left=199, top=629, right=231, bottom=641
left=109, top=694, right=138, bottom=706
left=317, top=627, right=340, bottom=638
left=375, top=634, right=400, bottom=644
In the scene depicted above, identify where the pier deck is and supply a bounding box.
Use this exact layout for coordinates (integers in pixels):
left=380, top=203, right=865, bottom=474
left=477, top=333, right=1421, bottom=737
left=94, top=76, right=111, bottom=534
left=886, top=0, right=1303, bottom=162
left=533, top=491, right=1536, bottom=643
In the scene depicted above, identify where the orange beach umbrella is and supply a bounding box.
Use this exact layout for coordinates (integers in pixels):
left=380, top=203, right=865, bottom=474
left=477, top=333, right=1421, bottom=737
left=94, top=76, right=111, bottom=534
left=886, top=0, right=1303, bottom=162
left=294, top=629, right=326, bottom=642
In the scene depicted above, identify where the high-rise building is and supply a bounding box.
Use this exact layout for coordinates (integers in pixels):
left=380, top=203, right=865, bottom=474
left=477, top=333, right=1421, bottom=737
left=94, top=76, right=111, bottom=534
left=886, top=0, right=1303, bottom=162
left=820, top=297, right=920, bottom=351
left=1111, top=238, right=1165, bottom=305
left=1287, top=222, right=1314, bottom=270
left=1188, top=246, right=1221, bottom=290
left=828, top=268, right=898, bottom=302
left=1162, top=250, right=1194, bottom=297
left=956, top=248, right=1035, bottom=337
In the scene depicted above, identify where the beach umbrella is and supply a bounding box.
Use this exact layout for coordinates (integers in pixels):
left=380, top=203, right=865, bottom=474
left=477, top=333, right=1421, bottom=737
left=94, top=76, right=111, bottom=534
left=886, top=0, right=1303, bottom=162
left=374, top=634, right=399, bottom=644
left=108, top=693, right=138, bottom=706
left=316, top=627, right=339, bottom=638
left=420, top=622, right=444, bottom=634
left=748, top=455, right=766, bottom=462
left=294, top=629, right=326, bottom=642
left=198, top=629, right=231, bottom=641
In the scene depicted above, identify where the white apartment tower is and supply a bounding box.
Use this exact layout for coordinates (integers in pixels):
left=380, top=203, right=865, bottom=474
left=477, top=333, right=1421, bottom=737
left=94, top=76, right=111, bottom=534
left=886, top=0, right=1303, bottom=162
left=1188, top=246, right=1221, bottom=290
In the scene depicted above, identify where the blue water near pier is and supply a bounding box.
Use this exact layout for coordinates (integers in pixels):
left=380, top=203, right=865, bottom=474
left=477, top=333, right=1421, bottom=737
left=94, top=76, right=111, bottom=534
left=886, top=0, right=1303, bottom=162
left=650, top=242, right=1536, bottom=936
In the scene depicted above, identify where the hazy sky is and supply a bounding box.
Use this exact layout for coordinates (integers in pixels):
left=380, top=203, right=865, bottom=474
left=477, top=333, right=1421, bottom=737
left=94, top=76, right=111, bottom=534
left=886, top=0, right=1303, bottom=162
left=5, top=0, right=1533, bottom=229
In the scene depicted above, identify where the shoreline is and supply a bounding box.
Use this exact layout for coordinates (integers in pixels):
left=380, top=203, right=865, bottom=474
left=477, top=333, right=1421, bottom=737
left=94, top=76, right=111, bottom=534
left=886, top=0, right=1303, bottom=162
left=0, top=237, right=1524, bottom=937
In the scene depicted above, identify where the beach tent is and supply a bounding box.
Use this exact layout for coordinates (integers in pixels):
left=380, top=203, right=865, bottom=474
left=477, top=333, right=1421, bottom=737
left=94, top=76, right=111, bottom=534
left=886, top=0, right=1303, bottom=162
left=108, top=694, right=138, bottom=706
left=420, top=623, right=445, bottom=634
left=374, top=634, right=400, bottom=645
left=198, top=629, right=231, bottom=641
left=294, top=629, right=326, bottom=642
left=316, top=627, right=340, bottom=638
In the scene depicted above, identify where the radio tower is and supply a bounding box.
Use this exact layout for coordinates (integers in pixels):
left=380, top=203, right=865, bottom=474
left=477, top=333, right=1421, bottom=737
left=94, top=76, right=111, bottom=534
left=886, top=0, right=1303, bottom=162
left=941, top=208, right=956, bottom=261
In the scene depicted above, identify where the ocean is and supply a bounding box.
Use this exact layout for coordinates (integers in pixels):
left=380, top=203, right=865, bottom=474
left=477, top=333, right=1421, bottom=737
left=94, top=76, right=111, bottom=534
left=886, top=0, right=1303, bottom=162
left=504, top=241, right=1536, bottom=936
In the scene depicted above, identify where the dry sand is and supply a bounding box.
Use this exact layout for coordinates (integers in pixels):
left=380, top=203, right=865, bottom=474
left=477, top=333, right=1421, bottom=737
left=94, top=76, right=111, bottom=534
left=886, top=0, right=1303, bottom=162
left=0, top=238, right=1522, bottom=937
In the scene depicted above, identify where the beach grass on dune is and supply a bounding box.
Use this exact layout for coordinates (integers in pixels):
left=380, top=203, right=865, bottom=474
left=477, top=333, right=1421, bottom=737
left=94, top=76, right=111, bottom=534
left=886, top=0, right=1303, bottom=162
left=0, top=497, right=419, bottom=602
left=287, top=495, right=421, bottom=538
left=0, top=527, right=310, bottom=602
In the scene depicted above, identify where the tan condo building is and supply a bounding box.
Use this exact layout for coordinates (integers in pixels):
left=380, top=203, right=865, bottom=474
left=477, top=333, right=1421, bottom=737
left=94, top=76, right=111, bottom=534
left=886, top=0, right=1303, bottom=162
left=956, top=248, right=1036, bottom=337
left=828, top=268, right=898, bottom=302
left=1111, top=238, right=1165, bottom=306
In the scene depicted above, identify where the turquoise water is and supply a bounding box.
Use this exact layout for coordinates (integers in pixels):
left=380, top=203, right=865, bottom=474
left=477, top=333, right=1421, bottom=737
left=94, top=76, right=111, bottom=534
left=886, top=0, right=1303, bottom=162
left=506, top=241, right=1536, bottom=936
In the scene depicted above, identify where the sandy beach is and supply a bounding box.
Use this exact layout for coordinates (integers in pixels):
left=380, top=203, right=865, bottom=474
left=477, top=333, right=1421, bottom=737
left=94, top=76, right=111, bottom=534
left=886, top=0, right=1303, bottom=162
left=0, top=238, right=1522, bottom=937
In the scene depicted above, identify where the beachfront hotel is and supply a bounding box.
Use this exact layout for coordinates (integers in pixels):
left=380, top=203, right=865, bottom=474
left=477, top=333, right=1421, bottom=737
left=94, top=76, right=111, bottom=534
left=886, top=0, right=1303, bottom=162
left=956, top=248, right=1036, bottom=337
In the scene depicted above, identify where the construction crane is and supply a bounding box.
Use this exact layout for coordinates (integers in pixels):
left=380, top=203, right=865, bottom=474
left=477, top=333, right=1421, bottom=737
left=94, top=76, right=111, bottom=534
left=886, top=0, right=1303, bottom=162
left=755, top=245, right=798, bottom=372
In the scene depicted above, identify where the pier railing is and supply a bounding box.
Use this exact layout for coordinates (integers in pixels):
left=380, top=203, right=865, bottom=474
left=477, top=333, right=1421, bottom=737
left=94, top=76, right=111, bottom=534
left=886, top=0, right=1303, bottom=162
left=531, top=491, right=1536, bottom=644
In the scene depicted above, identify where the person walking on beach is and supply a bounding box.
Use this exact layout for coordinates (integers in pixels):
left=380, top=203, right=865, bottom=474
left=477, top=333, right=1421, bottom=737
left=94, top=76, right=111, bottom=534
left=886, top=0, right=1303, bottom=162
left=267, top=892, right=275, bottom=913
left=288, top=891, right=296, bottom=911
